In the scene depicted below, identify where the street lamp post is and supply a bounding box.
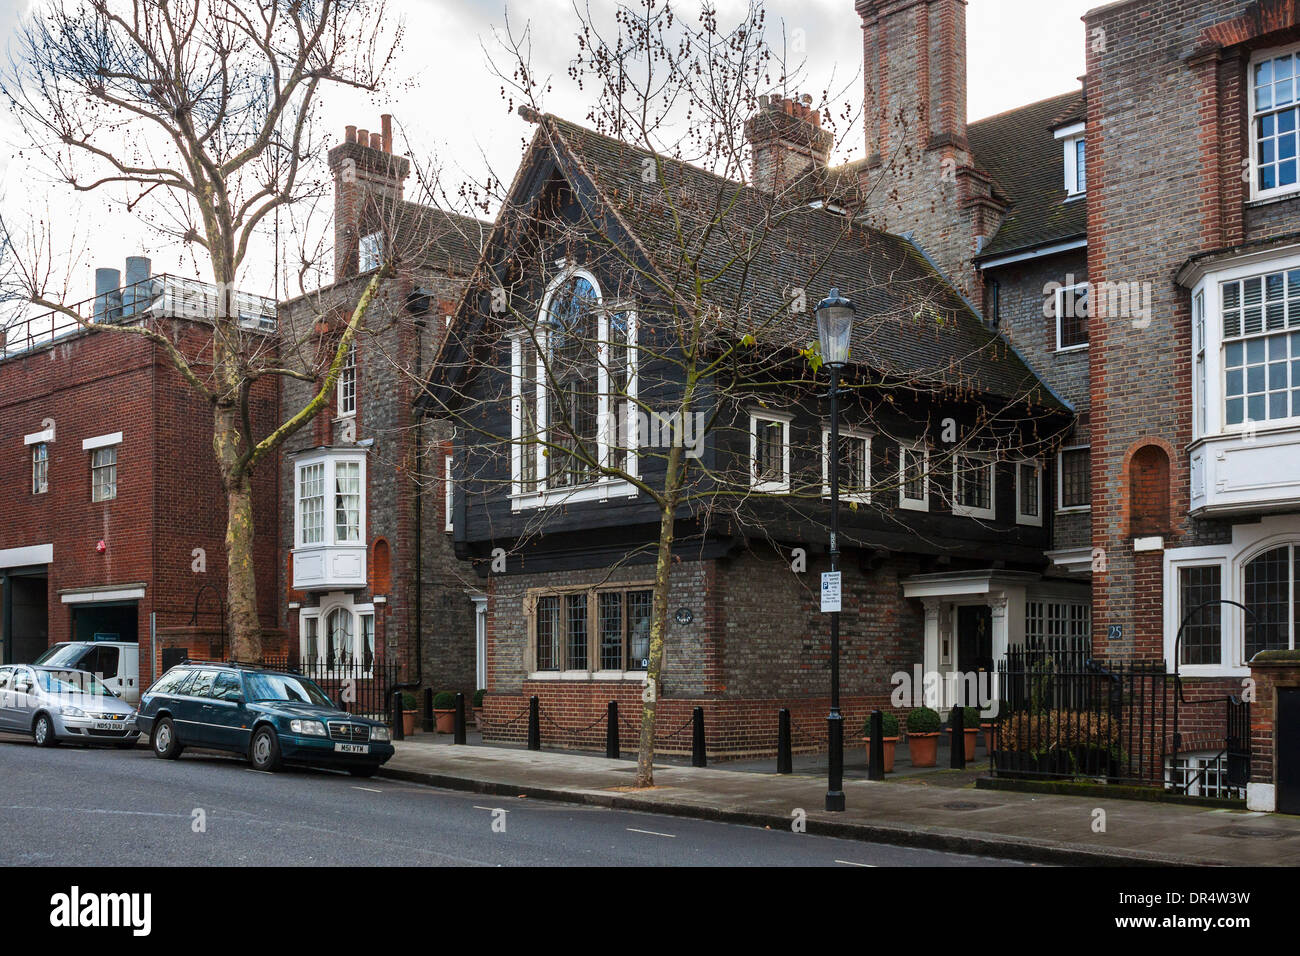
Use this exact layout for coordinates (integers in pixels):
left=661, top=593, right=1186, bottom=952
left=816, top=287, right=854, bottom=813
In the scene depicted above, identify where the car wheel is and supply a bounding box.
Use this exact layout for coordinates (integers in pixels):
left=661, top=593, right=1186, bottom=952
left=151, top=718, right=184, bottom=759
left=249, top=726, right=283, bottom=772
left=348, top=765, right=379, bottom=778
left=32, top=714, right=58, bottom=748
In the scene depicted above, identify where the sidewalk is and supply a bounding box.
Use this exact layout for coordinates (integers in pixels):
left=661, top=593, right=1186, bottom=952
left=379, top=738, right=1300, bottom=866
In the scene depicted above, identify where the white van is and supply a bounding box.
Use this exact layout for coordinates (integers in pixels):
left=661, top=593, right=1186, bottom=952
left=33, top=641, right=141, bottom=704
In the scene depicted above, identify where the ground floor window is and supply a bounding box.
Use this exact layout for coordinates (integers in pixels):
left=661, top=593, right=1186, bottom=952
left=1244, top=544, right=1299, bottom=658
left=1166, top=751, right=1242, bottom=799
left=1024, top=600, right=1090, bottom=657
left=299, top=598, right=375, bottom=671
left=531, top=585, right=653, bottom=673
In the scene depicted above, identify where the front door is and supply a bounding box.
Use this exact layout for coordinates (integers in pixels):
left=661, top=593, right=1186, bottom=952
left=956, top=605, right=993, bottom=705
left=1278, top=687, right=1300, bottom=814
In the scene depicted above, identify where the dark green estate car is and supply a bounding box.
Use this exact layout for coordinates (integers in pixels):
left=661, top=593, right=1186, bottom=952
left=135, top=662, right=394, bottom=777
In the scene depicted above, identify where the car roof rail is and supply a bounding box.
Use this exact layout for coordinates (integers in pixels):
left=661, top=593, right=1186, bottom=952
left=179, top=657, right=301, bottom=673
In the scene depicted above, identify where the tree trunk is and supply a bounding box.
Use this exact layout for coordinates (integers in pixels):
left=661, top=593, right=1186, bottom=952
left=636, top=442, right=683, bottom=788
left=213, top=400, right=261, bottom=662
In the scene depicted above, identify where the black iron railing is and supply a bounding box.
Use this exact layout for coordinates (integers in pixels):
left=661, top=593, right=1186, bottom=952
left=258, top=654, right=399, bottom=722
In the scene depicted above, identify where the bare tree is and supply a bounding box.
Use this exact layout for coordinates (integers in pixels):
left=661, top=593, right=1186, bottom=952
left=0, top=0, right=402, bottom=659
left=423, top=0, right=1069, bottom=786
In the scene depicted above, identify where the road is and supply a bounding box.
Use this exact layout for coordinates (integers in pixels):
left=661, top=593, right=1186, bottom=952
left=0, top=734, right=1030, bottom=866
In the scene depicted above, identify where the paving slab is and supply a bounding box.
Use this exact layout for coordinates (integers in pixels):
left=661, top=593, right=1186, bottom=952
left=380, top=738, right=1300, bottom=866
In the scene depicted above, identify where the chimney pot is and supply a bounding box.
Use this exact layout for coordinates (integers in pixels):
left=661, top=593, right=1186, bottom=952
left=381, top=114, right=393, bottom=153
left=345, top=124, right=357, bottom=144
left=357, top=129, right=369, bottom=147
left=369, top=131, right=383, bottom=150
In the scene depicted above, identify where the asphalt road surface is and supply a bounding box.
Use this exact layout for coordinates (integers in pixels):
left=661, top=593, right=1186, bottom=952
left=0, top=733, right=1030, bottom=866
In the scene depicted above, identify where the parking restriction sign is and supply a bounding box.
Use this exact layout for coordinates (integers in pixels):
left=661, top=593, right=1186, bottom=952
left=820, top=571, right=841, bottom=613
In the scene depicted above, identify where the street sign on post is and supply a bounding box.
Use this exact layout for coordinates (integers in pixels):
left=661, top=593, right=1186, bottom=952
left=820, top=571, right=841, bottom=613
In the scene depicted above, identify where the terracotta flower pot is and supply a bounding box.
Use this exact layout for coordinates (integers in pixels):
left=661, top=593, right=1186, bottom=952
left=964, top=727, right=979, bottom=761
left=982, top=723, right=996, bottom=755
left=433, top=708, right=456, bottom=733
left=401, top=709, right=418, bottom=736
left=862, top=736, right=899, bottom=773
left=908, top=732, right=939, bottom=767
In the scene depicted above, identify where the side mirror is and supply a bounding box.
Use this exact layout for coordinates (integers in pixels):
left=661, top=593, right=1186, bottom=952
left=14, top=681, right=32, bottom=694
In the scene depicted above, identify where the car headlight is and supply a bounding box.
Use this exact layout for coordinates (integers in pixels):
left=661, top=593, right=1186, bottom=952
left=289, top=719, right=327, bottom=736
left=370, top=725, right=391, bottom=742
left=63, top=707, right=86, bottom=718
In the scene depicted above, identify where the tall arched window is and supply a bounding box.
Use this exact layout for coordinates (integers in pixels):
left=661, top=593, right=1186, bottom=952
left=1244, top=544, right=1298, bottom=659
left=1129, top=444, right=1170, bottom=536
left=326, top=607, right=354, bottom=667
left=511, top=270, right=637, bottom=499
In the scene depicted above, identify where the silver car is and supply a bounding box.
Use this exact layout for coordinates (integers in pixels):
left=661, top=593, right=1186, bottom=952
left=0, top=665, right=139, bottom=748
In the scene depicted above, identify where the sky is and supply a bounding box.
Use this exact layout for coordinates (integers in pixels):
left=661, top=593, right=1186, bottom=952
left=0, top=0, right=1094, bottom=304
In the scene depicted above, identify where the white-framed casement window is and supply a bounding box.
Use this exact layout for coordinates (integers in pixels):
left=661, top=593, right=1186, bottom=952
left=1054, top=281, right=1089, bottom=351
left=293, top=452, right=367, bottom=548
left=337, top=341, right=357, bottom=418
left=358, top=231, right=384, bottom=272
left=899, top=442, right=930, bottom=512
left=749, top=411, right=791, bottom=493
left=1057, top=445, right=1091, bottom=512
left=821, top=427, right=871, bottom=502
left=1015, top=459, right=1043, bottom=527
left=510, top=269, right=638, bottom=507
left=1056, top=122, right=1087, bottom=198
left=1219, top=268, right=1300, bottom=429
left=299, top=596, right=376, bottom=672
left=952, top=452, right=996, bottom=520
left=32, top=442, right=48, bottom=495
left=1249, top=46, right=1300, bottom=201
left=444, top=451, right=454, bottom=533
left=529, top=584, right=653, bottom=677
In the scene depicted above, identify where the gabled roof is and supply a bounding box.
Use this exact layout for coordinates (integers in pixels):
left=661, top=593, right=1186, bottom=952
left=970, top=90, right=1088, bottom=261
left=428, top=113, right=1067, bottom=413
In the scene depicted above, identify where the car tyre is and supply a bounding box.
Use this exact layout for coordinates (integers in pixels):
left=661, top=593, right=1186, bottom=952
left=32, top=713, right=58, bottom=748
left=348, top=765, right=379, bottom=778
left=250, top=726, right=283, bottom=772
left=151, top=717, right=184, bottom=759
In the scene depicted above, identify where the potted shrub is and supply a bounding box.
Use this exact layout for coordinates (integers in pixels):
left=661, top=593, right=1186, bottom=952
left=860, top=711, right=901, bottom=772
left=432, top=691, right=458, bottom=733
left=961, top=707, right=983, bottom=761
left=906, top=706, right=942, bottom=767
left=473, top=688, right=486, bottom=727
left=400, top=691, right=419, bottom=736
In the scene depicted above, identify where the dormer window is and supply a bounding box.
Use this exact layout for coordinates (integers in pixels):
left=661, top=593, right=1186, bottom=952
left=1251, top=47, right=1300, bottom=200
left=1055, top=122, right=1086, bottom=198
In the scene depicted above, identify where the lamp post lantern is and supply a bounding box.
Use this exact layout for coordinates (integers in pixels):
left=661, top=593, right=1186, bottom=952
left=816, top=287, right=854, bottom=813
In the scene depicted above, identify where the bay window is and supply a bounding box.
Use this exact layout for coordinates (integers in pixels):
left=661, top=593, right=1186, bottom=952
left=292, top=449, right=367, bottom=590
left=510, top=269, right=637, bottom=506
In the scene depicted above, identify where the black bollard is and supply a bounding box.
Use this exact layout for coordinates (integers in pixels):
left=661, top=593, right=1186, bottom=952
left=606, top=700, right=619, bottom=759
left=691, top=706, right=707, bottom=768
left=867, top=710, right=884, bottom=780
left=422, top=687, right=434, bottom=733
left=527, top=695, right=541, bottom=751
left=391, top=690, right=404, bottom=741
left=776, top=708, right=792, bottom=774
left=949, top=705, right=966, bottom=769
left=454, top=692, right=467, bottom=745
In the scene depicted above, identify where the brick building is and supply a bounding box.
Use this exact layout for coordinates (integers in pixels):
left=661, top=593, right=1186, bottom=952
left=0, top=269, right=283, bottom=681
left=276, top=116, right=487, bottom=700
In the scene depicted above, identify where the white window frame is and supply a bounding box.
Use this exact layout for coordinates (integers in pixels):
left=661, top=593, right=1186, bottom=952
left=359, top=231, right=384, bottom=272
left=899, top=442, right=930, bottom=512
left=90, top=444, right=118, bottom=503
left=1189, top=248, right=1300, bottom=439
left=1248, top=45, right=1300, bottom=203
left=951, top=452, right=996, bottom=520
left=293, top=451, right=367, bottom=549
left=1056, top=122, right=1087, bottom=198
left=32, top=442, right=48, bottom=495
left=1056, top=445, right=1091, bottom=513
left=821, top=426, right=871, bottom=503
left=337, top=341, right=357, bottom=418
left=1054, top=281, right=1090, bottom=352
left=299, top=595, right=376, bottom=676
left=1015, top=459, right=1043, bottom=527
left=508, top=268, right=639, bottom=509
left=444, top=451, right=454, bottom=533
left=749, top=410, right=791, bottom=494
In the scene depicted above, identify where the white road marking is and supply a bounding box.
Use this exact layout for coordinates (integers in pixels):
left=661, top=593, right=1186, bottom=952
left=626, top=827, right=675, bottom=838
left=835, top=859, right=875, bottom=867
left=352, top=786, right=383, bottom=793
left=473, top=806, right=508, bottom=812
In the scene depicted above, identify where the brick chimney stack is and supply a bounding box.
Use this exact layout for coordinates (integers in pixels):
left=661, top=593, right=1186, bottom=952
left=327, top=113, right=410, bottom=281
left=744, top=93, right=834, bottom=196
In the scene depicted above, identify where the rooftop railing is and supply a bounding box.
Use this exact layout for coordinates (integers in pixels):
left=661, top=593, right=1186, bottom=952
left=0, top=274, right=277, bottom=360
